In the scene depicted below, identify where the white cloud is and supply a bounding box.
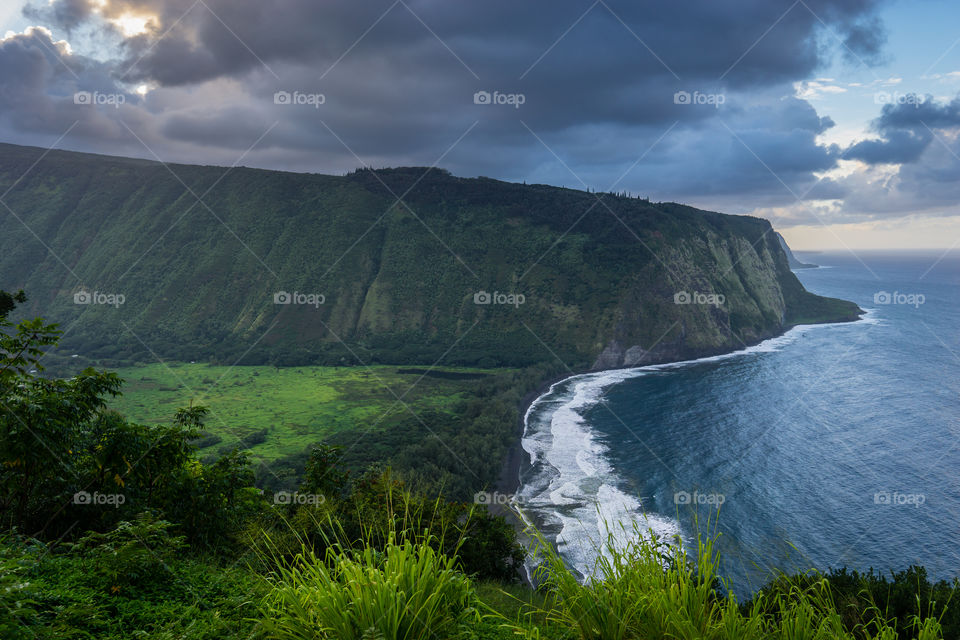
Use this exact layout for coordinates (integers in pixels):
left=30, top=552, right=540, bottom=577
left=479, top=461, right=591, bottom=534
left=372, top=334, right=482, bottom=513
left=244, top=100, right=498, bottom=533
left=794, top=79, right=848, bottom=100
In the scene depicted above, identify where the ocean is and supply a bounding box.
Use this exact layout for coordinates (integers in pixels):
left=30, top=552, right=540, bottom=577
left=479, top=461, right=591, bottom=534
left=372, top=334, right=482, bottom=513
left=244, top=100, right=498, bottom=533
left=516, top=251, right=960, bottom=595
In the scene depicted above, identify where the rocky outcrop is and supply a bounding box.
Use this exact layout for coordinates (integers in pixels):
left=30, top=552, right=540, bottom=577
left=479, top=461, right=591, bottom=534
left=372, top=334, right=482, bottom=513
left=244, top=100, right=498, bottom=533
left=777, top=232, right=818, bottom=269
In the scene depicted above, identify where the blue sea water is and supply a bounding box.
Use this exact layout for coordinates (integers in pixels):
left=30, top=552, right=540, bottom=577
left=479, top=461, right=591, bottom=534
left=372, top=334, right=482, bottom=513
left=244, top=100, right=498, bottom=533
left=517, top=251, right=960, bottom=595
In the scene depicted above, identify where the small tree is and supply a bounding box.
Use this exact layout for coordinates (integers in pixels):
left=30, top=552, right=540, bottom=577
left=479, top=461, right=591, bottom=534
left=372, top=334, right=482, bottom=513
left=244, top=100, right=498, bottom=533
left=0, top=290, right=262, bottom=547
left=0, top=290, right=122, bottom=535
left=301, top=444, right=349, bottom=499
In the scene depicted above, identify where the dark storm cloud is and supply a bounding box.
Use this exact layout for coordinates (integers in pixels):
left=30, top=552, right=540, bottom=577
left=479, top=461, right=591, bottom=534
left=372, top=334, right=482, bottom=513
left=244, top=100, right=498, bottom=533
left=20, top=0, right=890, bottom=111
left=840, top=15, right=888, bottom=66
left=27, top=0, right=886, bottom=89
left=1, top=0, right=890, bottom=212
left=22, top=0, right=95, bottom=32
left=844, top=128, right=932, bottom=164
left=845, top=95, right=960, bottom=164
left=832, top=93, right=960, bottom=218
left=0, top=27, right=138, bottom=142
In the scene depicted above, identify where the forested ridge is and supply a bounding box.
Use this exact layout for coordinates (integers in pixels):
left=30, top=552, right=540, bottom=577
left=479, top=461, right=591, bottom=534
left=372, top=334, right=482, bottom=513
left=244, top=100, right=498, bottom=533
left=0, top=143, right=859, bottom=372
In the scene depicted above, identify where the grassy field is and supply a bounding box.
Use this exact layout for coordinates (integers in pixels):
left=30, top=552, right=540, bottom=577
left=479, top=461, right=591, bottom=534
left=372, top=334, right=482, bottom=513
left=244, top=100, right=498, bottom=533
left=109, top=362, right=496, bottom=463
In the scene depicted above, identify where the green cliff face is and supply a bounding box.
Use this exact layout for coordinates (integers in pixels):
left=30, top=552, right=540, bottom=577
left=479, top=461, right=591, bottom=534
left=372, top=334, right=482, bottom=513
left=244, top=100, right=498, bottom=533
left=0, top=143, right=861, bottom=369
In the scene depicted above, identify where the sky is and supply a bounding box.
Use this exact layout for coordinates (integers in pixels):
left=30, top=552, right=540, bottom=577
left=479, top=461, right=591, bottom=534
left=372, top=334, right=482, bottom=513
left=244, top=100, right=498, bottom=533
left=1, top=0, right=959, bottom=250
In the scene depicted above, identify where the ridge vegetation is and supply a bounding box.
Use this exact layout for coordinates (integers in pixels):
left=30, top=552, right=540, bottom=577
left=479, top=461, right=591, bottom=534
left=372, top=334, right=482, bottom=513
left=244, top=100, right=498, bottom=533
left=0, top=143, right=859, bottom=372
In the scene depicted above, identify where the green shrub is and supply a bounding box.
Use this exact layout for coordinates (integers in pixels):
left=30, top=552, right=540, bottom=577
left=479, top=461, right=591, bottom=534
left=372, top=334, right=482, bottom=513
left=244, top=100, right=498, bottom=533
left=748, top=565, right=959, bottom=639
left=69, top=512, right=186, bottom=593
left=248, top=468, right=525, bottom=583
left=190, top=433, right=224, bottom=449
left=0, top=535, right=41, bottom=636
left=261, top=536, right=476, bottom=640
left=0, top=533, right=265, bottom=640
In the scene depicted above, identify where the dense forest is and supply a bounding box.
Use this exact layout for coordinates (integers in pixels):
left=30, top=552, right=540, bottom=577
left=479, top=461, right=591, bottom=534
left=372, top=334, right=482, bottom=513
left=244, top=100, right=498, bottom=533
left=0, top=143, right=858, bottom=374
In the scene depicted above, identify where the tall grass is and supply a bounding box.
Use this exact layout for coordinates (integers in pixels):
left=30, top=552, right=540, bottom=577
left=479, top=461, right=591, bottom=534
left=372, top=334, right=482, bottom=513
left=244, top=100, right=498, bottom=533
left=256, top=482, right=480, bottom=639
left=245, top=470, right=471, bottom=569
left=515, top=515, right=946, bottom=640
left=259, top=534, right=476, bottom=640
left=254, top=492, right=948, bottom=639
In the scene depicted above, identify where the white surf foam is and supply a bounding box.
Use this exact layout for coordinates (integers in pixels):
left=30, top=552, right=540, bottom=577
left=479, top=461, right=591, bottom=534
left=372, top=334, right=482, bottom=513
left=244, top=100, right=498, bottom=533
left=856, top=307, right=884, bottom=325
left=517, top=313, right=874, bottom=581
left=519, top=368, right=677, bottom=579
left=552, top=485, right=682, bottom=579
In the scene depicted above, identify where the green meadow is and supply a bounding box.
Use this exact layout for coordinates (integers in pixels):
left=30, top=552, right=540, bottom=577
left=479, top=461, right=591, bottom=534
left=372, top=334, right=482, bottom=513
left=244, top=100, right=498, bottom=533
left=109, top=362, right=494, bottom=463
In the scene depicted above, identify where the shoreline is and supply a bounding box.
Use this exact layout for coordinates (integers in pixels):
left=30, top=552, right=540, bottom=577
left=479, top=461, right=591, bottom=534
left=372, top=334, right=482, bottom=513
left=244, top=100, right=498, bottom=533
left=494, top=370, right=574, bottom=499
left=489, top=370, right=573, bottom=583
left=490, top=311, right=867, bottom=576
left=494, top=313, right=865, bottom=502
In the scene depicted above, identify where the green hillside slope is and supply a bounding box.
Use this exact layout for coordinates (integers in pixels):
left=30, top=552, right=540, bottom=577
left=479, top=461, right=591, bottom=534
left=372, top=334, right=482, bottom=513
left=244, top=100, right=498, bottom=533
left=0, top=142, right=860, bottom=369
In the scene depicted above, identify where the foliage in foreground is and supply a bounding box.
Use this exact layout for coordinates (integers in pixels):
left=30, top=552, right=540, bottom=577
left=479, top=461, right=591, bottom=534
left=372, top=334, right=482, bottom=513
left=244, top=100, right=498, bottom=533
left=0, top=528, right=264, bottom=640
left=261, top=535, right=476, bottom=640
left=0, top=291, right=526, bottom=578
left=4, top=513, right=958, bottom=640
left=746, top=565, right=960, bottom=640
left=1, top=287, right=957, bottom=639
left=249, top=516, right=955, bottom=640
left=518, top=521, right=951, bottom=640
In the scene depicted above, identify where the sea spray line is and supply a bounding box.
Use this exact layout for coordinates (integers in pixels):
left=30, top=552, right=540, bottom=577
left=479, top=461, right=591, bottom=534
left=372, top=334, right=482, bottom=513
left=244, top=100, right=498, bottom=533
left=518, top=370, right=680, bottom=580
left=522, top=309, right=878, bottom=426
left=520, top=307, right=878, bottom=438
left=516, top=311, right=877, bottom=582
